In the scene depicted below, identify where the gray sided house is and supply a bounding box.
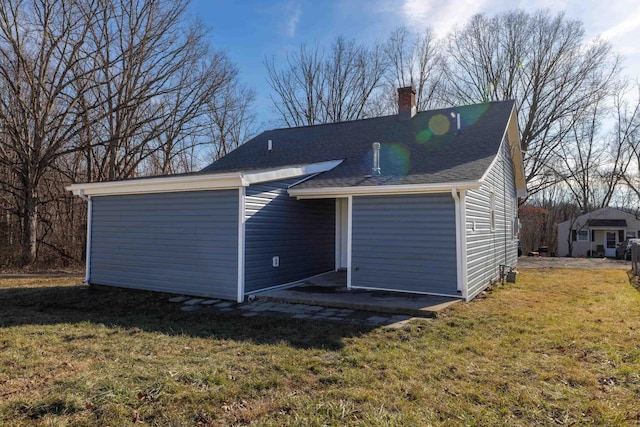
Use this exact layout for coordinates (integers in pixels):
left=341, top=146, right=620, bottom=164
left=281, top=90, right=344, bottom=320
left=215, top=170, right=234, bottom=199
left=557, top=207, right=640, bottom=257
left=67, top=87, right=526, bottom=302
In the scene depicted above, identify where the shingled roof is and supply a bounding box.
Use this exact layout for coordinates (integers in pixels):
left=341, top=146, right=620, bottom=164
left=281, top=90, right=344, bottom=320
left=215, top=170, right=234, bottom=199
left=202, top=100, right=517, bottom=189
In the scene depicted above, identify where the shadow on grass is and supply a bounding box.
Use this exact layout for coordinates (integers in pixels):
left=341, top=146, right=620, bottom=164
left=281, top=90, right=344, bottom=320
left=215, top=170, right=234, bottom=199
left=0, top=283, right=374, bottom=350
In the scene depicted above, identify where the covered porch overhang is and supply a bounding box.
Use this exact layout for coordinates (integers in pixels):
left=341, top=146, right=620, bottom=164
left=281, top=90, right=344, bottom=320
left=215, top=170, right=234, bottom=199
left=585, top=219, right=627, bottom=257
left=286, top=183, right=478, bottom=301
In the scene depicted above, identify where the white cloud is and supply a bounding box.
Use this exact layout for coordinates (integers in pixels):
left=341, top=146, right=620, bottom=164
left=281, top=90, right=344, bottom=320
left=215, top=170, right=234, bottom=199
left=400, top=0, right=491, bottom=36
left=284, top=1, right=301, bottom=38
left=381, top=0, right=640, bottom=80
left=601, top=6, right=640, bottom=40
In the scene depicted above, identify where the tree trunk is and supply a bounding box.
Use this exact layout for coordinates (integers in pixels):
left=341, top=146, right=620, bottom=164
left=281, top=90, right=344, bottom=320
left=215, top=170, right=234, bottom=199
left=20, top=185, right=38, bottom=265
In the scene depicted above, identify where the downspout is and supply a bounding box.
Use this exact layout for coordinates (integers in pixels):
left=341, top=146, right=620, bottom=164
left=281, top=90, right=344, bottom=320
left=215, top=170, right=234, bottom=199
left=78, top=190, right=92, bottom=284
left=451, top=188, right=469, bottom=300
left=237, top=187, right=246, bottom=303
left=503, top=156, right=508, bottom=267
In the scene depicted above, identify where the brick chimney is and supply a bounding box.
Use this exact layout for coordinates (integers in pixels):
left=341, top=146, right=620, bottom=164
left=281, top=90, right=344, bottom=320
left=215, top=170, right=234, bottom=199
left=397, top=86, right=416, bottom=120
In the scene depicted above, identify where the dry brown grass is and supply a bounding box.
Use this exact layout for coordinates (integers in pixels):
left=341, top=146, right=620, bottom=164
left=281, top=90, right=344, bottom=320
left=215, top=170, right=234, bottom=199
left=1, top=269, right=639, bottom=426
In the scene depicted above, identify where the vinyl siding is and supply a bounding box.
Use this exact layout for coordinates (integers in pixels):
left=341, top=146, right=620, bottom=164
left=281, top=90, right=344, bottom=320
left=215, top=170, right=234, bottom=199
left=465, top=138, right=518, bottom=299
left=244, top=178, right=335, bottom=292
left=90, top=190, right=239, bottom=300
left=351, top=194, right=458, bottom=296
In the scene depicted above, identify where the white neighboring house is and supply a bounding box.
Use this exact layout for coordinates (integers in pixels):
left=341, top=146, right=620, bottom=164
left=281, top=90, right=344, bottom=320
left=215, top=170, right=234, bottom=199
left=557, top=207, right=640, bottom=257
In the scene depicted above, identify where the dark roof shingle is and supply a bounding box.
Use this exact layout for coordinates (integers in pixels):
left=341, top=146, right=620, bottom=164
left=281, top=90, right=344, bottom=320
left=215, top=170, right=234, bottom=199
left=588, top=219, right=627, bottom=227
left=201, top=100, right=515, bottom=188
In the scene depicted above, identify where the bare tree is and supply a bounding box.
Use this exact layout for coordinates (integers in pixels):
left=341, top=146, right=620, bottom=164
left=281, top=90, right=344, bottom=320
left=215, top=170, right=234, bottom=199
left=0, top=0, right=253, bottom=265
left=442, top=10, right=620, bottom=197
left=384, top=27, right=444, bottom=112
left=617, top=82, right=640, bottom=199
left=83, top=0, right=230, bottom=181
left=265, top=36, right=387, bottom=126
left=553, top=101, right=629, bottom=213
left=0, top=0, right=102, bottom=263
left=206, top=76, right=256, bottom=162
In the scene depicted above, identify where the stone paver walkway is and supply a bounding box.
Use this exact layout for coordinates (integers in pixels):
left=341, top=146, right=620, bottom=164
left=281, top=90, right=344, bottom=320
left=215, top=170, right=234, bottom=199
left=170, top=297, right=421, bottom=328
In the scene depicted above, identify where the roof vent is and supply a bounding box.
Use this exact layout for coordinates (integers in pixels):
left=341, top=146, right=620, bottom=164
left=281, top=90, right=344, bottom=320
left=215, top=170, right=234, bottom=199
left=268, top=139, right=272, bottom=151
left=372, top=142, right=381, bottom=176
left=451, top=112, right=461, bottom=134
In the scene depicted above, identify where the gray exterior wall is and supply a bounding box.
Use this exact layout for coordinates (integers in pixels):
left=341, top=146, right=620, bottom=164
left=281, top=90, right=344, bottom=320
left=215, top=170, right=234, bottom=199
left=351, top=194, right=458, bottom=296
left=465, top=138, right=518, bottom=299
left=244, top=178, right=335, bottom=292
left=90, top=190, right=239, bottom=300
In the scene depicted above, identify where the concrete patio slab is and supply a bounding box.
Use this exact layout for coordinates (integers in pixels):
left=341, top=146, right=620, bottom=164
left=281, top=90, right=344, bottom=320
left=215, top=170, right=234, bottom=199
left=251, top=271, right=461, bottom=317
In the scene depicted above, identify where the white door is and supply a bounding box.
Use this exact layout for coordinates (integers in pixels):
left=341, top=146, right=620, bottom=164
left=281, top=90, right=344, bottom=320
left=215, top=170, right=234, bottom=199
left=604, top=231, right=617, bottom=257
left=335, top=198, right=349, bottom=269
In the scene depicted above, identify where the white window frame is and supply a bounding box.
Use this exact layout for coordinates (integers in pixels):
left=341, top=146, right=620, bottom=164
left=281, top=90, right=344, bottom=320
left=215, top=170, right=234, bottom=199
left=577, top=229, right=589, bottom=241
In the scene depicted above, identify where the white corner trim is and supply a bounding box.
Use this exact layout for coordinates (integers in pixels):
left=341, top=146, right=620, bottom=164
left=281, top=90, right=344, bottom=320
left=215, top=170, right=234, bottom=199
left=347, top=195, right=353, bottom=290
left=451, top=189, right=462, bottom=293
left=81, top=191, right=92, bottom=284
left=289, top=181, right=481, bottom=199
left=66, top=160, right=344, bottom=197
left=237, top=187, right=246, bottom=303
left=451, top=188, right=469, bottom=300
left=459, top=190, right=468, bottom=300
left=335, top=200, right=341, bottom=270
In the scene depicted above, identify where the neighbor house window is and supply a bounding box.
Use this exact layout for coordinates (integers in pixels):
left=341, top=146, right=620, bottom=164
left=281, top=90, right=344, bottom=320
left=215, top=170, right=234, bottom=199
left=490, top=191, right=496, bottom=231
left=577, top=230, right=588, bottom=241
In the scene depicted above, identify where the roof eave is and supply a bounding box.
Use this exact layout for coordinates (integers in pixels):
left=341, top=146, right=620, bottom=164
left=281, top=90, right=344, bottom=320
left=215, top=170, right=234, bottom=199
left=504, top=104, right=527, bottom=197
left=288, top=180, right=482, bottom=199
left=66, top=160, right=343, bottom=197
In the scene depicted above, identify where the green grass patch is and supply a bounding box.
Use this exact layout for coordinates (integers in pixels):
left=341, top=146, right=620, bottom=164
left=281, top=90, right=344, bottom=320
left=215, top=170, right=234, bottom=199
left=1, top=270, right=639, bottom=426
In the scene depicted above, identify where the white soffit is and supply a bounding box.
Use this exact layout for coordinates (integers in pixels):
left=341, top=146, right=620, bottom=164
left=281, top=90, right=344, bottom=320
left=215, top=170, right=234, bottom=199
left=66, top=160, right=343, bottom=197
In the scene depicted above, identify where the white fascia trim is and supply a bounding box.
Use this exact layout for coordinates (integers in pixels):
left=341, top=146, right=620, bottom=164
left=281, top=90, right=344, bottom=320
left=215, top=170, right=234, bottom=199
left=502, top=105, right=527, bottom=196
left=289, top=180, right=481, bottom=199
left=66, top=173, right=244, bottom=197
left=65, top=160, right=343, bottom=197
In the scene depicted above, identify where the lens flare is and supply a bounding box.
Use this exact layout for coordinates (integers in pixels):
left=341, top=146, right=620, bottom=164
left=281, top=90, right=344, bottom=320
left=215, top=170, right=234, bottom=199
left=428, top=114, right=450, bottom=135
left=416, top=128, right=432, bottom=144
left=381, top=144, right=410, bottom=176
left=460, top=103, right=489, bottom=126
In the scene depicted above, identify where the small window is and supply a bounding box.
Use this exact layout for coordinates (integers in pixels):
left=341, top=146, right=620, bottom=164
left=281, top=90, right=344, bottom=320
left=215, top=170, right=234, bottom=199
left=490, top=191, right=496, bottom=231
left=577, top=230, right=588, bottom=241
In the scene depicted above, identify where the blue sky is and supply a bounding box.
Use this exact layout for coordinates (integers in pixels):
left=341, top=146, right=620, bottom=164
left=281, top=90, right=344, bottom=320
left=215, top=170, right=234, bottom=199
left=189, top=0, right=640, bottom=130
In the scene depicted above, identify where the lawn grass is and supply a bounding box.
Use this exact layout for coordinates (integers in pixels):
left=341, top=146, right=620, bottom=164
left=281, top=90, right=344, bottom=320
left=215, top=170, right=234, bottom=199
left=1, top=269, right=639, bottom=426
